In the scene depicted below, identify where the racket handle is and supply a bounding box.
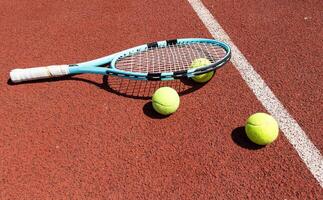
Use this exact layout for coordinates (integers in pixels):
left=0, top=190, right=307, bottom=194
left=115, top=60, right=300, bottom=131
left=10, top=65, right=69, bottom=83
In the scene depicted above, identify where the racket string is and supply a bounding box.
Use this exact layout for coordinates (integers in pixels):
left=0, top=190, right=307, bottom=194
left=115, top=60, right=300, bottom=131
left=117, top=46, right=225, bottom=71
left=115, top=43, right=226, bottom=73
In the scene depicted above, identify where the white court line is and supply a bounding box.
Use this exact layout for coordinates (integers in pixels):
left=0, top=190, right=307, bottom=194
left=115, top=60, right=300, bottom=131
left=187, top=0, right=323, bottom=188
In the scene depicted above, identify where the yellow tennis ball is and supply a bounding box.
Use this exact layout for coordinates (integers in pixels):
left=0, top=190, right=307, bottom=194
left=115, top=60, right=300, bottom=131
left=190, top=58, right=214, bottom=83
left=245, top=113, right=279, bottom=145
left=152, top=87, right=180, bottom=115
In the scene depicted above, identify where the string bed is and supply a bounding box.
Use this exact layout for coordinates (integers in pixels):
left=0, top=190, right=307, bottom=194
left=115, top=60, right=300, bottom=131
left=115, top=43, right=227, bottom=73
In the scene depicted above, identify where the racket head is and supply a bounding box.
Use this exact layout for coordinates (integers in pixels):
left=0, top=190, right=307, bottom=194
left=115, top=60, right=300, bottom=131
left=109, top=38, right=231, bottom=81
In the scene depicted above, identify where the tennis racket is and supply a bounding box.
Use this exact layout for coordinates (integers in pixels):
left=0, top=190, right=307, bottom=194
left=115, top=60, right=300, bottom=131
left=9, top=38, right=231, bottom=83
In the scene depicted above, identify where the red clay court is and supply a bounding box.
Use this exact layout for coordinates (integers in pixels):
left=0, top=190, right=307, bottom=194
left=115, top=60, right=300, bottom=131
left=0, top=0, right=322, bottom=199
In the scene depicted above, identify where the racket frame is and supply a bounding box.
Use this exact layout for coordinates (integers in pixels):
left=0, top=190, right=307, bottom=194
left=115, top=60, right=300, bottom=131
left=69, top=38, right=231, bottom=81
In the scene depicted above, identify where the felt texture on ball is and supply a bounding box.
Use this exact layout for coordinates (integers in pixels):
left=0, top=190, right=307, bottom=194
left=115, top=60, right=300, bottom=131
left=152, top=87, right=180, bottom=115
left=245, top=113, right=279, bottom=145
left=190, top=58, right=214, bottom=83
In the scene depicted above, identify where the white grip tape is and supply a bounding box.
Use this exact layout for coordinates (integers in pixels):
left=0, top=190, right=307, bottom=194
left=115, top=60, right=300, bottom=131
left=10, top=65, right=69, bottom=83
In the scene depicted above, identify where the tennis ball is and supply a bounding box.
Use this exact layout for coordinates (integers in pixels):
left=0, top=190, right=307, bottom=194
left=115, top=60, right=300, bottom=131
left=152, top=87, right=180, bottom=115
left=245, top=113, right=279, bottom=145
left=190, top=58, right=214, bottom=83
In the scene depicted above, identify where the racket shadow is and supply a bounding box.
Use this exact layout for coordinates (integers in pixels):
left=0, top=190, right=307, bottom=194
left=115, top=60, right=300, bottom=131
left=103, top=76, right=206, bottom=100
left=7, top=75, right=206, bottom=100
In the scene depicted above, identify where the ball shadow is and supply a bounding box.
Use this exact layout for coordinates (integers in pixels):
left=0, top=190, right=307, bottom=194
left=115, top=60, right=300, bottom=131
left=231, top=126, right=264, bottom=150
left=142, top=102, right=171, bottom=119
